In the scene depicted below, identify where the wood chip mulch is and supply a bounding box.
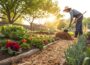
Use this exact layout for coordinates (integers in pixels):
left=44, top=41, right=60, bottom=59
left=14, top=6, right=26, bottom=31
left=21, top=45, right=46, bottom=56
left=14, top=40, right=73, bottom=65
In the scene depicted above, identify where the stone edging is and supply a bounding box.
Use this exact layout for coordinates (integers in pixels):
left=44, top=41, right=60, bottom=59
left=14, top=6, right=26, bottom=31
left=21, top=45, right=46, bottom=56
left=0, top=40, right=59, bottom=65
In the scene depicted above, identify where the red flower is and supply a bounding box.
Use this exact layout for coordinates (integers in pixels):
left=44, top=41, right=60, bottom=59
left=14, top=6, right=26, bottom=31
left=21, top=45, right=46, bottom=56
left=21, top=39, right=27, bottom=43
left=6, top=41, right=12, bottom=48
left=6, top=41, right=20, bottom=51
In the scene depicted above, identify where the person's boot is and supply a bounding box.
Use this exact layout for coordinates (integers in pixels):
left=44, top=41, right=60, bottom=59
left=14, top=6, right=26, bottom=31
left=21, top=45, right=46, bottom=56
left=75, top=31, right=78, bottom=38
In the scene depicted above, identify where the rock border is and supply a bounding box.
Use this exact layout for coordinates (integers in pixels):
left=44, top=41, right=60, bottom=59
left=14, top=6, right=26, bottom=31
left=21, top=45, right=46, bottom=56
left=0, top=40, right=59, bottom=65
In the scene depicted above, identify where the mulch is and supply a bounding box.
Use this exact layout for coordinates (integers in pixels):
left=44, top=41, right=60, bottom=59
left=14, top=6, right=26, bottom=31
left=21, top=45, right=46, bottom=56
left=15, top=40, right=73, bottom=65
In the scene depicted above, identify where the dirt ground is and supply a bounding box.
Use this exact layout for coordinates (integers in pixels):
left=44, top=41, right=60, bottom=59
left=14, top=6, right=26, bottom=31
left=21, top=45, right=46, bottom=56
left=15, top=40, right=73, bottom=65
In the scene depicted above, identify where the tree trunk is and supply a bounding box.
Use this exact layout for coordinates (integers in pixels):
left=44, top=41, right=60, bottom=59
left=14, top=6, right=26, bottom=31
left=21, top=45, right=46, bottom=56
left=30, top=17, right=35, bottom=31
left=6, top=9, right=14, bottom=24
left=9, top=20, right=14, bottom=24
left=30, top=22, right=33, bottom=31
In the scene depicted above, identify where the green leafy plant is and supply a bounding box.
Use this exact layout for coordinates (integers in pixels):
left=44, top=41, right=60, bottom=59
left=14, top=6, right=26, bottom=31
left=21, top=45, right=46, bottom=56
left=7, top=48, right=20, bottom=56
left=1, top=40, right=7, bottom=47
left=20, top=38, right=31, bottom=49
left=82, top=57, right=90, bottom=65
left=0, top=40, right=7, bottom=53
left=65, top=35, right=86, bottom=65
left=31, top=38, right=44, bottom=49
left=0, top=25, right=29, bottom=40
left=21, top=43, right=30, bottom=50
left=82, top=47, right=90, bottom=65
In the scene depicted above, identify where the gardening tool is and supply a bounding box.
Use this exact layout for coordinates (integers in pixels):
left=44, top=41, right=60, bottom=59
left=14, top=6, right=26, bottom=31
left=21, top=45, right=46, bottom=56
left=64, top=11, right=87, bottom=33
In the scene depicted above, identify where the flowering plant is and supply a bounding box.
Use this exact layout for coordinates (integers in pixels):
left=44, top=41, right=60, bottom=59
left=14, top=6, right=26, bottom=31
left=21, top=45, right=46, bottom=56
left=21, top=39, right=27, bottom=43
left=6, top=40, right=20, bottom=51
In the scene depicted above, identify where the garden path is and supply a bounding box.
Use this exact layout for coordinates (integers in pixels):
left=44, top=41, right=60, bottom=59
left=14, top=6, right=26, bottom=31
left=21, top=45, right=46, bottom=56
left=15, top=40, right=72, bottom=65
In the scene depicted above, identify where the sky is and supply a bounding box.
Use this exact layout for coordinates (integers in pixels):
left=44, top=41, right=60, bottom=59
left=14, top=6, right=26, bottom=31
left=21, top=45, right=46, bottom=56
left=58, top=0, right=90, bottom=18
left=22, top=14, right=56, bottom=25
left=23, top=0, right=90, bottom=25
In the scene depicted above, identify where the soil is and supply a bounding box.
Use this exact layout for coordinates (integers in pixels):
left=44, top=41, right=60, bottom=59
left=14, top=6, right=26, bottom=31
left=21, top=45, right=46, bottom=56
left=14, top=40, right=73, bottom=65
left=0, top=51, right=11, bottom=61
left=55, top=32, right=73, bottom=40
left=0, top=48, right=33, bottom=61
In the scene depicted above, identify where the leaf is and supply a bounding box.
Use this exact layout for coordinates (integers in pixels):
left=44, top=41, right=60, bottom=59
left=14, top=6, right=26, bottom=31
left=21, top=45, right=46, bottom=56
left=82, top=57, right=90, bottom=65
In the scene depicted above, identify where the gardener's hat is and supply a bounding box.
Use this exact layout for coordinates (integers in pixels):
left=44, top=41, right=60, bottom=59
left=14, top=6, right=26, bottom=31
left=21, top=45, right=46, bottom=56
left=63, top=6, right=71, bottom=11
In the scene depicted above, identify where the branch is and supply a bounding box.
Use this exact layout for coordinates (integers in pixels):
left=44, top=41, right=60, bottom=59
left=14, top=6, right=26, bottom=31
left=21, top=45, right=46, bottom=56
left=13, top=7, right=27, bottom=22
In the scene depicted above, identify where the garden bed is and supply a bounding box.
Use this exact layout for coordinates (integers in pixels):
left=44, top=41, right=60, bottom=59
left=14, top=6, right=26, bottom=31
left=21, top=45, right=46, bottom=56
left=0, top=51, right=10, bottom=61
left=0, top=40, right=59, bottom=65
left=0, top=25, right=56, bottom=64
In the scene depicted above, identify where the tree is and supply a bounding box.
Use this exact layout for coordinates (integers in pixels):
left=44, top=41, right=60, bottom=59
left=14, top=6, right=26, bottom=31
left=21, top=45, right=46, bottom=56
left=23, top=10, right=47, bottom=30
left=23, top=0, right=60, bottom=30
left=0, top=0, right=60, bottom=24
left=0, top=0, right=28, bottom=24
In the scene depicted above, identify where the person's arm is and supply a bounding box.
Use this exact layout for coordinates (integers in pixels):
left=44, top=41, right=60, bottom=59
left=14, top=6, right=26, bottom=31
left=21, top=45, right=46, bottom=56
left=69, top=11, right=73, bottom=27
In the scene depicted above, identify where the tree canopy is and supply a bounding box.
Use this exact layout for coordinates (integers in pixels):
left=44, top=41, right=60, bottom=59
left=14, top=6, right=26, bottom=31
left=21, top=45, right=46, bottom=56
left=0, top=0, right=60, bottom=24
